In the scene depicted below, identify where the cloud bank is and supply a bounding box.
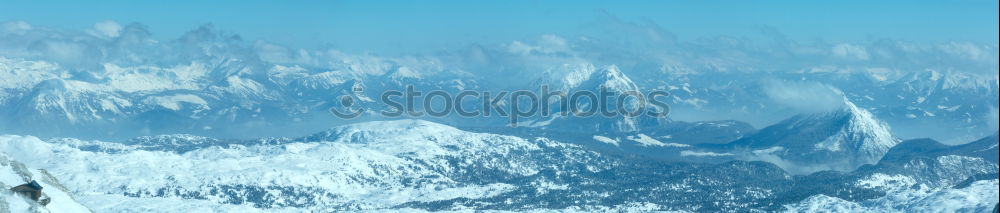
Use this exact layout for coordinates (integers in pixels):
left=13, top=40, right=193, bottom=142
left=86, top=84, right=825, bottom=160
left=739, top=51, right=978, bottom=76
left=0, top=19, right=995, bottom=77
left=762, top=80, right=846, bottom=113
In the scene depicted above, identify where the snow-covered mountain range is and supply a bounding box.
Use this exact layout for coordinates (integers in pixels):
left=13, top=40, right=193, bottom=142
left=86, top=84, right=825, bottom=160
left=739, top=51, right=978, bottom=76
left=1, top=21, right=998, bottom=212
left=3, top=53, right=994, bottom=143
left=1, top=21, right=997, bottom=143
left=0, top=119, right=996, bottom=212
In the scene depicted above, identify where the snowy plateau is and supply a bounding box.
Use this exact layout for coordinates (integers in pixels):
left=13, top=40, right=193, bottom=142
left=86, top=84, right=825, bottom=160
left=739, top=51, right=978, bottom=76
left=0, top=119, right=997, bottom=212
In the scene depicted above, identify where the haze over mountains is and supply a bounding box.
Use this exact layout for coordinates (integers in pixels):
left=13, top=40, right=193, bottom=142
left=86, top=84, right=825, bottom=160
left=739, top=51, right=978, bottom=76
left=1, top=20, right=997, bottom=142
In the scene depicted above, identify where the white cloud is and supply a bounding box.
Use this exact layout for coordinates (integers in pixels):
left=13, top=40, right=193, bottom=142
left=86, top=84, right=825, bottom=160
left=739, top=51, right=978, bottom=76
left=939, top=42, right=996, bottom=63
left=536, top=34, right=571, bottom=54
left=763, top=79, right=846, bottom=113
left=40, top=41, right=88, bottom=65
left=832, top=43, right=870, bottom=60
left=89, top=20, right=123, bottom=38
left=505, top=34, right=572, bottom=55
left=1, top=21, right=32, bottom=35
left=505, top=41, right=535, bottom=55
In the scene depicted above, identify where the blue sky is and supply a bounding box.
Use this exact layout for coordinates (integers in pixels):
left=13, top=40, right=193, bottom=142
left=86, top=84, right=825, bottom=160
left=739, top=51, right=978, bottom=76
left=2, top=0, right=997, bottom=53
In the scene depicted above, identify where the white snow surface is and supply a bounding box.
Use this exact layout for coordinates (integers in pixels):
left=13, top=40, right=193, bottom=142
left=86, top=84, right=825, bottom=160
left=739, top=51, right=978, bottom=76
left=1, top=153, right=92, bottom=213
left=592, top=135, right=619, bottom=146
left=0, top=120, right=614, bottom=211
left=786, top=179, right=999, bottom=212
left=625, top=134, right=690, bottom=147
left=679, top=151, right=733, bottom=157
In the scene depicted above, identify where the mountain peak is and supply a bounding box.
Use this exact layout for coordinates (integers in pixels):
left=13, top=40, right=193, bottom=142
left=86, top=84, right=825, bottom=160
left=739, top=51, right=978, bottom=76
left=590, top=65, right=640, bottom=93
left=532, top=63, right=596, bottom=91
left=836, top=100, right=900, bottom=160
left=728, top=100, right=900, bottom=173
left=535, top=64, right=639, bottom=93
left=541, top=65, right=659, bottom=133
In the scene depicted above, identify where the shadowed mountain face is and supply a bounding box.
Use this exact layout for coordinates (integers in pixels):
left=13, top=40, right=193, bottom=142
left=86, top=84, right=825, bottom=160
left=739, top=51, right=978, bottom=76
left=881, top=132, right=999, bottom=165
left=948, top=131, right=1000, bottom=164
left=879, top=138, right=953, bottom=163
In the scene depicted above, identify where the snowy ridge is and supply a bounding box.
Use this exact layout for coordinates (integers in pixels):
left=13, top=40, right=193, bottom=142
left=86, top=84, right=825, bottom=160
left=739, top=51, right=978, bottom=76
left=862, top=133, right=1000, bottom=188
left=98, top=63, right=209, bottom=93
left=0, top=57, right=64, bottom=105
left=865, top=154, right=999, bottom=189
left=0, top=54, right=465, bottom=139
left=908, top=155, right=998, bottom=187
left=534, top=63, right=598, bottom=91
left=786, top=179, right=998, bottom=212
left=787, top=142, right=1000, bottom=212
left=26, top=79, right=133, bottom=123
